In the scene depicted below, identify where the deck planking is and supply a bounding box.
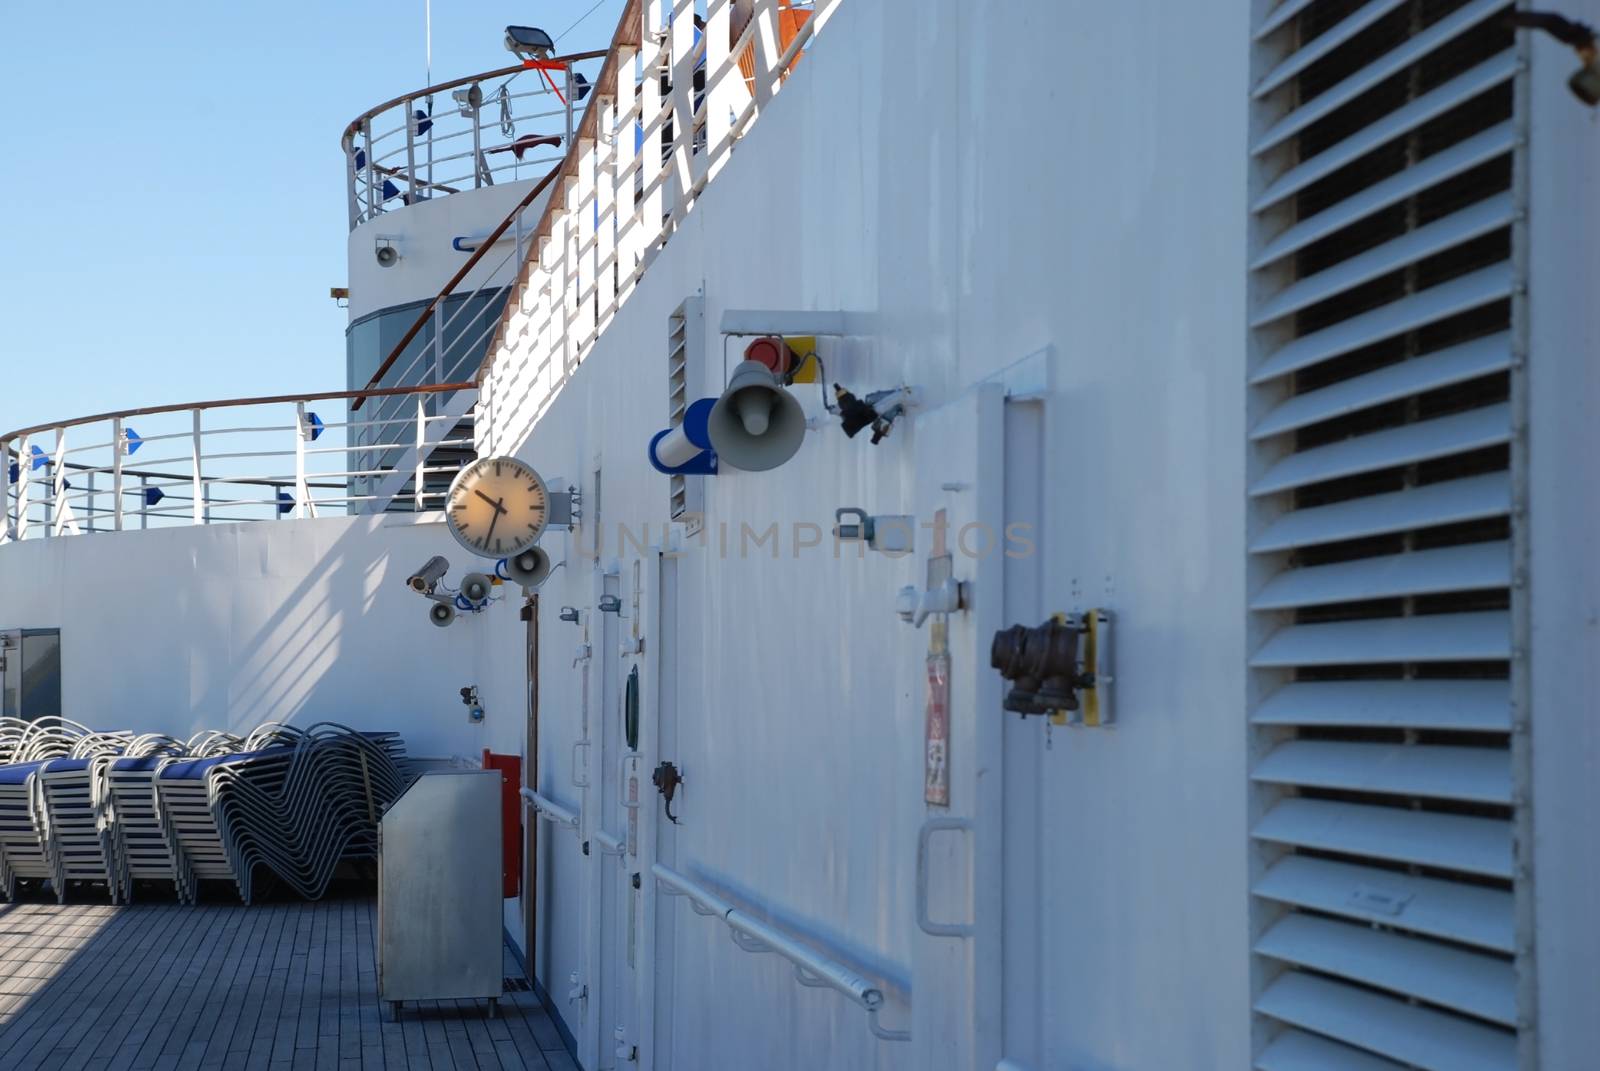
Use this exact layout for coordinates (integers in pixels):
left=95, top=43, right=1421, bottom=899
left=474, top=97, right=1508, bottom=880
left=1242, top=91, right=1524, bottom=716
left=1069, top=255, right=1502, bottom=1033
left=0, top=889, right=569, bottom=1071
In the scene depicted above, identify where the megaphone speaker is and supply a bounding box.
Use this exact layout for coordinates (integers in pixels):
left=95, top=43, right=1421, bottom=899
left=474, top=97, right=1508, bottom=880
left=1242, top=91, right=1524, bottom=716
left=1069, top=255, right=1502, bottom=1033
left=706, top=361, right=806, bottom=471
left=460, top=572, right=493, bottom=602
left=429, top=600, right=457, bottom=628
left=502, top=546, right=553, bottom=589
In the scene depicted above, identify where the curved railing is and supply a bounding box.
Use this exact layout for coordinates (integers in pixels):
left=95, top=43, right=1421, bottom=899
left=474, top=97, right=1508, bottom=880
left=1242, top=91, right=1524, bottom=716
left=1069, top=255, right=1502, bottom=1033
left=475, top=0, right=835, bottom=454
left=341, top=50, right=607, bottom=230
left=0, top=382, right=474, bottom=541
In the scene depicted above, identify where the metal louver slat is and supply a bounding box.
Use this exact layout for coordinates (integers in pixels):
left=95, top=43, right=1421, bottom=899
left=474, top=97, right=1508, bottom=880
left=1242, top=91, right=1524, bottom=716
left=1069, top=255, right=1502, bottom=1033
left=1250, top=263, right=1513, bottom=384
left=1253, top=797, right=1513, bottom=877
left=1250, top=541, right=1509, bottom=610
left=1251, top=610, right=1510, bottom=666
left=1252, top=122, right=1516, bottom=269
left=1251, top=332, right=1510, bottom=439
left=1257, top=914, right=1516, bottom=1025
left=1253, top=0, right=1511, bottom=155
left=1250, top=403, right=1509, bottom=496
left=1254, top=52, right=1517, bottom=212
left=1250, top=194, right=1513, bottom=326
left=1254, top=855, right=1516, bottom=952
left=1249, top=472, right=1511, bottom=552
left=1252, top=679, right=1511, bottom=731
left=1255, top=0, right=1321, bottom=41
left=1256, top=971, right=1517, bottom=1070
left=1254, top=0, right=1410, bottom=99
left=1253, top=739, right=1512, bottom=803
left=1257, top=1028, right=1410, bottom=1071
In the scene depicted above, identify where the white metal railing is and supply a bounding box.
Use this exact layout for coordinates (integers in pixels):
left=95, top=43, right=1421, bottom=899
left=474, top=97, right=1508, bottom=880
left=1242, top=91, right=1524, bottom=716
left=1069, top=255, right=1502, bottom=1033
left=0, top=383, right=476, bottom=543
left=654, top=862, right=910, bottom=1043
left=476, top=0, right=836, bottom=453
left=342, top=51, right=608, bottom=230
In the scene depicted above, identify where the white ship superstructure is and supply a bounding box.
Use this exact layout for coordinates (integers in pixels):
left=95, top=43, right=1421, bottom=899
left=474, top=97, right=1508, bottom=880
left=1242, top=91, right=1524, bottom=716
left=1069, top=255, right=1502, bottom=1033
left=2, top=1, right=1598, bottom=1069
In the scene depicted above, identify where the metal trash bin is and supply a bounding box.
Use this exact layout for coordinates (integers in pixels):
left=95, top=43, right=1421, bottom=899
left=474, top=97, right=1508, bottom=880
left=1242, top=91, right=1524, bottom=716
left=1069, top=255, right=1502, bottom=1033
left=378, top=769, right=503, bottom=1018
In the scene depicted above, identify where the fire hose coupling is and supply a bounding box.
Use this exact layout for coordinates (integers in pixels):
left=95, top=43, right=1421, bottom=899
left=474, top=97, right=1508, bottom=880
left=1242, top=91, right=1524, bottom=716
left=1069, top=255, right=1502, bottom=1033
left=990, top=610, right=1114, bottom=727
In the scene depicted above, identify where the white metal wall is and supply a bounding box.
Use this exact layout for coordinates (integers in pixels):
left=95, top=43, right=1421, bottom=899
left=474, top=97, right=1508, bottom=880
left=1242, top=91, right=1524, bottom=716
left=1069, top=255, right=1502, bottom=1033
left=478, top=0, right=1255, bottom=1067
left=0, top=513, right=509, bottom=759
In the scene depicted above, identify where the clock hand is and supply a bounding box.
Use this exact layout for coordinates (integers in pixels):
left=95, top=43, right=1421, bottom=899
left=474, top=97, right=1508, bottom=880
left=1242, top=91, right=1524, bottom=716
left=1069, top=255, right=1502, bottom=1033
left=474, top=489, right=508, bottom=515
left=485, top=507, right=500, bottom=544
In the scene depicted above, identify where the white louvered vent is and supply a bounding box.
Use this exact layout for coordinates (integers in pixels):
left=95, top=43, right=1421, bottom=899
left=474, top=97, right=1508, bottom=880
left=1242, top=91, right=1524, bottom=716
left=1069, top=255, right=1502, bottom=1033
left=1248, top=2, right=1523, bottom=1068
left=667, top=297, right=705, bottom=533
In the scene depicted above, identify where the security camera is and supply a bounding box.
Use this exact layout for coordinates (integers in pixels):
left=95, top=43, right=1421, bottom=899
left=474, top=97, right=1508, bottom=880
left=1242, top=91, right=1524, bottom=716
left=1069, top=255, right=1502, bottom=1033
left=375, top=239, right=400, bottom=268
left=833, top=384, right=913, bottom=444
left=407, top=555, right=450, bottom=594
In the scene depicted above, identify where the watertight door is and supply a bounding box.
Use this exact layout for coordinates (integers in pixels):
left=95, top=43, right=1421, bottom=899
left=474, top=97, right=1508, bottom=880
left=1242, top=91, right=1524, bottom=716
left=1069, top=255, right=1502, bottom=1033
left=595, top=568, right=625, bottom=1068
left=908, top=382, right=1006, bottom=1070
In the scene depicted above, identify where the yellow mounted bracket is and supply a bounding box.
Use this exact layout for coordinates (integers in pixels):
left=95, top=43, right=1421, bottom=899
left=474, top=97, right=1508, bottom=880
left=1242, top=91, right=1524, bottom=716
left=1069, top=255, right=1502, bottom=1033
left=786, top=336, right=819, bottom=383
left=1052, top=608, right=1114, bottom=727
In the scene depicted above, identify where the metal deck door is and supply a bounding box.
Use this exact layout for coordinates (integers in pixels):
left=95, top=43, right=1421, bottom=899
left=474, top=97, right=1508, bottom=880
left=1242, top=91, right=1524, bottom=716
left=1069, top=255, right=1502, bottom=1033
left=595, top=567, right=626, bottom=1069
left=908, top=382, right=1006, bottom=1070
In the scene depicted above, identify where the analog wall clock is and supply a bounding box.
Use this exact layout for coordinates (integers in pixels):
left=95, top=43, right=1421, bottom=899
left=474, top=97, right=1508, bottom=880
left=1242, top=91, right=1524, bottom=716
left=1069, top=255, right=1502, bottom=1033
left=444, top=456, right=549, bottom=559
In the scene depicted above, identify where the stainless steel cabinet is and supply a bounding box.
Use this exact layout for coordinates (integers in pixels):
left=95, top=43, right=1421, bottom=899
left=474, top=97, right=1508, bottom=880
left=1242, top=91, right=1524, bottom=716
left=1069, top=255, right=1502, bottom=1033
left=378, top=769, right=503, bottom=1018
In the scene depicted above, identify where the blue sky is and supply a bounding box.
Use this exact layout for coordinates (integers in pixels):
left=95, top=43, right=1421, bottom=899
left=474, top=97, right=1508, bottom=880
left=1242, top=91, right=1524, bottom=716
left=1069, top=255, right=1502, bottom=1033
left=0, top=1, right=621, bottom=436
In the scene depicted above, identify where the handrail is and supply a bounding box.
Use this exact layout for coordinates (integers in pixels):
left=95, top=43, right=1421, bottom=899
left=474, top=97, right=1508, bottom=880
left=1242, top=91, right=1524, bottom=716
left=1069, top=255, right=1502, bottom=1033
left=338, top=51, right=608, bottom=151
left=352, top=167, right=562, bottom=410
left=653, top=862, right=910, bottom=1043
left=1, top=382, right=474, bottom=444
left=520, top=786, right=580, bottom=829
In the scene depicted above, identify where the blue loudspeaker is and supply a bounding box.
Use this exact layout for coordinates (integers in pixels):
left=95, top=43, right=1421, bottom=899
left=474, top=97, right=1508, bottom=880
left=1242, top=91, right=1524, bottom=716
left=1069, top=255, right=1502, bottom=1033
left=648, top=397, right=719, bottom=475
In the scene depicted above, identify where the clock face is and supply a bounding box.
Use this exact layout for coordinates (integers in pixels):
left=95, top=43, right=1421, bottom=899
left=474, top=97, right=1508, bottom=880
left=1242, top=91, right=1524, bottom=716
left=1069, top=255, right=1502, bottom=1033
left=444, top=456, right=549, bottom=559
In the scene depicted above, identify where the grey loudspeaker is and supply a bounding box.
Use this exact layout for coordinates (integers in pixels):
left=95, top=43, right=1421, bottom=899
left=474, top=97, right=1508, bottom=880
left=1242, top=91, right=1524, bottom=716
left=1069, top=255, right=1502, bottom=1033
left=706, top=360, right=806, bottom=472
left=502, top=546, right=553, bottom=590
left=428, top=600, right=457, bottom=628
left=460, top=572, right=493, bottom=602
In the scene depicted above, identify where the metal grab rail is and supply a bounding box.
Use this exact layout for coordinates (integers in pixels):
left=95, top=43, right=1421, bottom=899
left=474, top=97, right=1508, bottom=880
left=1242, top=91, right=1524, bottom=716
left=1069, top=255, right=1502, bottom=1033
left=520, top=786, right=580, bottom=830
left=653, top=862, right=911, bottom=1043
left=475, top=0, right=838, bottom=455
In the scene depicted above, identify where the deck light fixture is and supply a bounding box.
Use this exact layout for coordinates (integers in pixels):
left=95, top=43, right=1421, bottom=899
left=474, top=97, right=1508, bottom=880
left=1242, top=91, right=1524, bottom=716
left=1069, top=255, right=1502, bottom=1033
left=505, top=26, right=555, bottom=60
left=1508, top=9, right=1600, bottom=104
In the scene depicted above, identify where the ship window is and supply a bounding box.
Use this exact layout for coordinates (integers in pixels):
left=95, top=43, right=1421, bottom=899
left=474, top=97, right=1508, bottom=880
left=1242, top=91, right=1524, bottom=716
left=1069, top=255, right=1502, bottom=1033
left=0, top=628, right=62, bottom=721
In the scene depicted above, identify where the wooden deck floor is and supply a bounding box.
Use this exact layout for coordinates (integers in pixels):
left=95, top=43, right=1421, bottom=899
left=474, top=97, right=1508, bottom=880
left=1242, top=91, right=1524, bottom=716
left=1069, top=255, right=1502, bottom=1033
left=0, top=889, right=576, bottom=1071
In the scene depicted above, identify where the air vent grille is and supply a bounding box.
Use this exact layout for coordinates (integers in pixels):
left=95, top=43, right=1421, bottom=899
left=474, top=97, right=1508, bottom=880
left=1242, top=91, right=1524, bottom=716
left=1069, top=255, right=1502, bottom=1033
left=1248, top=1, right=1522, bottom=1068
left=666, top=298, right=705, bottom=533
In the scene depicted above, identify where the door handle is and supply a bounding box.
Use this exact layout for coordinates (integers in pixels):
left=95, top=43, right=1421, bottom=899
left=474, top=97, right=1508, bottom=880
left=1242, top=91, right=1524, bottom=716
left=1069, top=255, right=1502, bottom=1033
left=571, top=739, right=590, bottom=787
left=916, top=816, right=975, bottom=937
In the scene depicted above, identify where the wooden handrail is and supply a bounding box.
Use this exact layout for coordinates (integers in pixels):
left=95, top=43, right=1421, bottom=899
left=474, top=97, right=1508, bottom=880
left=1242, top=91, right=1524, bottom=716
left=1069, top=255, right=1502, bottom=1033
left=352, top=165, right=562, bottom=410
left=1, top=381, right=476, bottom=444
left=339, top=51, right=609, bottom=152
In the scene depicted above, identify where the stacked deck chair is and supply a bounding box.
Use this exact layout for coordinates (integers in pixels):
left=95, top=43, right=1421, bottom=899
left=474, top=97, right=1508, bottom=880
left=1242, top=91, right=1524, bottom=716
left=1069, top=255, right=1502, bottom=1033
left=0, top=717, right=96, bottom=900
left=154, top=723, right=411, bottom=903
left=97, top=733, right=191, bottom=902
left=36, top=727, right=136, bottom=902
